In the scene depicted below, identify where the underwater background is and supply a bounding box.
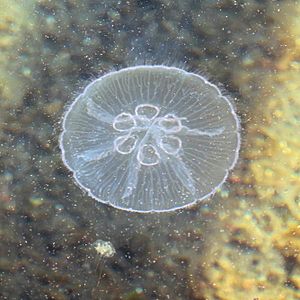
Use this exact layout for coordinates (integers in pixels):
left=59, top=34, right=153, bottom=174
left=0, top=0, right=299, bottom=299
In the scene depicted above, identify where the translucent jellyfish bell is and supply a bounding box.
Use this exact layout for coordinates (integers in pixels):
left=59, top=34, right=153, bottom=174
left=60, top=65, right=240, bottom=212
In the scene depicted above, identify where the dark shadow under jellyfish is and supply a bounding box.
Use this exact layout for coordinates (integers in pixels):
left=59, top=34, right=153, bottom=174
left=60, top=66, right=240, bottom=212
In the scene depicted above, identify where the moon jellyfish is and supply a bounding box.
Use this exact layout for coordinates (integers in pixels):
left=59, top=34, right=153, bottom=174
left=60, top=65, right=240, bottom=212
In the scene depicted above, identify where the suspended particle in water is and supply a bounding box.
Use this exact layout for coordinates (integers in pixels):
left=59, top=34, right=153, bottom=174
left=60, top=65, right=240, bottom=212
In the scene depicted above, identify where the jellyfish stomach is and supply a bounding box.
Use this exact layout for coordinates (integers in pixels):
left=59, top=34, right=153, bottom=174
left=112, top=103, right=225, bottom=169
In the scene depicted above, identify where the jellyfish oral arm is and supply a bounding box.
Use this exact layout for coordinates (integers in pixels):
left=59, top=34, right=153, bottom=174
left=86, top=98, right=115, bottom=124
left=122, top=157, right=140, bottom=199
left=78, top=144, right=113, bottom=162
left=179, top=125, right=225, bottom=137
left=167, top=157, right=196, bottom=196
